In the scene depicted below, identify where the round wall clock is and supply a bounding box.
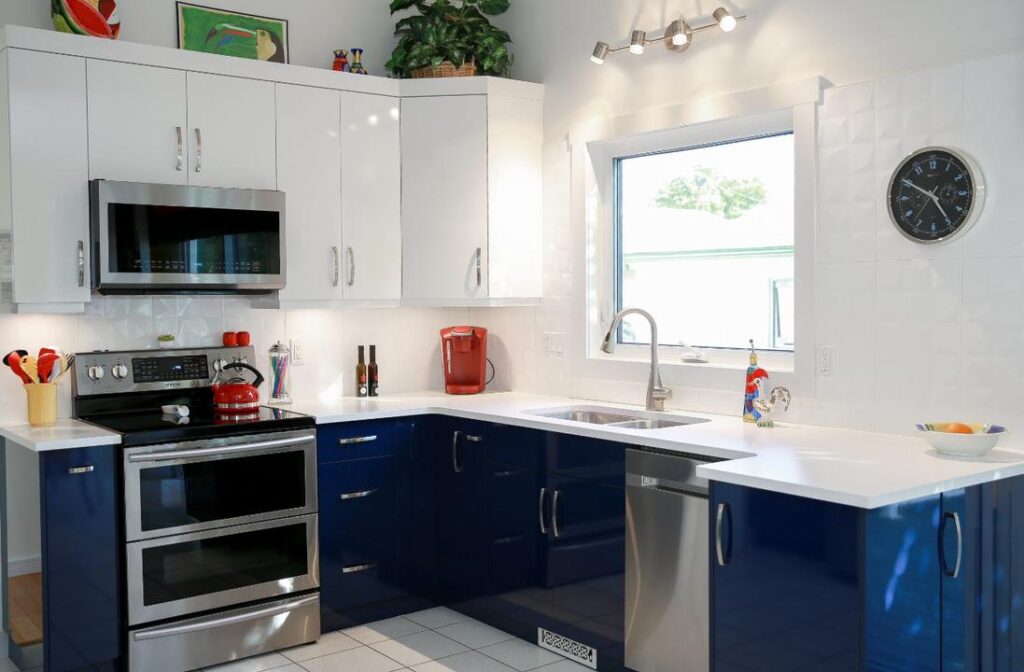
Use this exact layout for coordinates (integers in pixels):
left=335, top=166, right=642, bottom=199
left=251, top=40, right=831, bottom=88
left=887, top=146, right=985, bottom=243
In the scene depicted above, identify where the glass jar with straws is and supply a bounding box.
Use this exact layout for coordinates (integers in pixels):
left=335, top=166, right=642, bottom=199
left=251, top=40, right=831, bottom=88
left=268, top=341, right=291, bottom=405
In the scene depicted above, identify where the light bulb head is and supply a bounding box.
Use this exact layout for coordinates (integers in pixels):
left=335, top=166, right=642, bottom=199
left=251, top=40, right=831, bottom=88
left=713, top=7, right=737, bottom=32
left=665, top=19, right=691, bottom=49
left=591, top=41, right=610, bottom=64
left=629, top=30, right=646, bottom=55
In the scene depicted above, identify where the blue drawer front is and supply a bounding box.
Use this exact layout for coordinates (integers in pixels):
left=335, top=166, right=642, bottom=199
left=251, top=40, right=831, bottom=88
left=319, top=456, right=397, bottom=537
left=317, top=418, right=414, bottom=463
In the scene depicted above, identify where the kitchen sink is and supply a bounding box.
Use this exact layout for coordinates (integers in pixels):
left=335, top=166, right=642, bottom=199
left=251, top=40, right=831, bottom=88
left=528, top=406, right=708, bottom=430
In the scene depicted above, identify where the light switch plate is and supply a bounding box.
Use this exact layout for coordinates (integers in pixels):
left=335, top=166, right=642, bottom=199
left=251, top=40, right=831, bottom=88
left=543, top=332, right=566, bottom=358
left=817, top=346, right=835, bottom=377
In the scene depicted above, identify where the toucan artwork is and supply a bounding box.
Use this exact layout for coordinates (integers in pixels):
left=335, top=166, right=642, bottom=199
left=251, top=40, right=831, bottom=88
left=178, top=3, right=289, bottom=64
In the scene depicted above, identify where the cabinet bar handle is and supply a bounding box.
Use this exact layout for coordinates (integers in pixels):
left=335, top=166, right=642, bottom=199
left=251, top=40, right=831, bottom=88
left=538, top=487, right=548, bottom=535
left=77, top=240, right=85, bottom=287
left=464, top=434, right=483, bottom=443
left=715, top=502, right=730, bottom=567
left=341, top=562, right=378, bottom=574
left=339, top=489, right=378, bottom=501
left=194, top=128, right=203, bottom=172
left=346, top=247, right=355, bottom=287
left=331, top=246, right=340, bottom=287
left=175, top=126, right=183, bottom=171
left=452, top=430, right=463, bottom=473
left=551, top=490, right=562, bottom=538
left=475, top=248, right=482, bottom=287
left=338, top=435, right=377, bottom=446
left=66, top=465, right=94, bottom=475
left=940, top=511, right=962, bottom=579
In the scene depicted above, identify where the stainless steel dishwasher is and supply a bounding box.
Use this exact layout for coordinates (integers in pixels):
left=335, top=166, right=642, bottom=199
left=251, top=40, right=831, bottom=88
left=625, top=448, right=711, bottom=672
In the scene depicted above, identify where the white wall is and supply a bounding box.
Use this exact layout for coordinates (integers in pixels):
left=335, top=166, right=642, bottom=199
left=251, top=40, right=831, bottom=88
left=496, top=0, right=1024, bottom=434
left=0, top=0, right=396, bottom=74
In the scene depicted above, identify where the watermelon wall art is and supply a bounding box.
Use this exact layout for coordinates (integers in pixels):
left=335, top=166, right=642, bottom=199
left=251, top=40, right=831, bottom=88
left=52, top=0, right=120, bottom=39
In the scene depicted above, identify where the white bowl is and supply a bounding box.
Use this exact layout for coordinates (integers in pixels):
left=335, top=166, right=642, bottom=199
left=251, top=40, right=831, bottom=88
left=916, top=423, right=1008, bottom=457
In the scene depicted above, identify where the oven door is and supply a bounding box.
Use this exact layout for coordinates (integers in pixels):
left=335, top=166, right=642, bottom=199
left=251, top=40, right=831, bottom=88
left=124, top=430, right=317, bottom=541
left=91, top=180, right=286, bottom=293
left=126, top=514, right=319, bottom=625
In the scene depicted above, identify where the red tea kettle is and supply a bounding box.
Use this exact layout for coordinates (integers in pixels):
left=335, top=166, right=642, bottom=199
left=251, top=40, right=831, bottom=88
left=211, top=362, right=264, bottom=413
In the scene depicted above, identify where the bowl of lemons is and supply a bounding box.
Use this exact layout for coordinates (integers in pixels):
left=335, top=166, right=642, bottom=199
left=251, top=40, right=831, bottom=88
left=917, top=422, right=1008, bottom=457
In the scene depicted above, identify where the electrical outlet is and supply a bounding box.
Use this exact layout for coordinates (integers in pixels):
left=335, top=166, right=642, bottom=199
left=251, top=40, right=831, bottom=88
left=543, top=332, right=567, bottom=358
left=290, top=339, right=304, bottom=366
left=817, top=346, right=835, bottom=377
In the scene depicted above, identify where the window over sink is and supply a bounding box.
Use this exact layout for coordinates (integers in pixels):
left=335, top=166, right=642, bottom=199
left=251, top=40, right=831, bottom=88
left=614, top=131, right=795, bottom=352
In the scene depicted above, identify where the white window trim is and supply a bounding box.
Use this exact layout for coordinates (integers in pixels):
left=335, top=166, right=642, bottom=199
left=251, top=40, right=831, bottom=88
left=568, top=78, right=825, bottom=399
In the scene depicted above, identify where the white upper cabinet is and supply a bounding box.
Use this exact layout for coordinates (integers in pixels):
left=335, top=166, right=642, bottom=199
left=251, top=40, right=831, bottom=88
left=0, top=49, right=90, bottom=310
left=340, top=91, right=402, bottom=302
left=275, top=83, right=343, bottom=304
left=186, top=72, right=276, bottom=190
left=87, top=60, right=188, bottom=184
left=400, top=85, right=543, bottom=304
left=401, top=95, right=489, bottom=302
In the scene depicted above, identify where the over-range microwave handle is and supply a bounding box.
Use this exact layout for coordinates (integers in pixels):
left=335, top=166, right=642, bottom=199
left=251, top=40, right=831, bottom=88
left=132, top=594, right=319, bottom=641
left=128, top=434, right=313, bottom=463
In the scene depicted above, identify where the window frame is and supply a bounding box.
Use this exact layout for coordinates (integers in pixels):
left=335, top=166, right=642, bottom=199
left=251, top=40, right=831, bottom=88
left=611, top=129, right=797, bottom=353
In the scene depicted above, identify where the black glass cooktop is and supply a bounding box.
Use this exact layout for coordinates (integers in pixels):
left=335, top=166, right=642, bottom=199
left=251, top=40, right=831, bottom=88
left=78, top=406, right=315, bottom=447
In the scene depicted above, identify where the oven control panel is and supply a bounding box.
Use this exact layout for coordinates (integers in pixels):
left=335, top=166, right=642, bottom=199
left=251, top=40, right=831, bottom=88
left=73, top=346, right=255, bottom=396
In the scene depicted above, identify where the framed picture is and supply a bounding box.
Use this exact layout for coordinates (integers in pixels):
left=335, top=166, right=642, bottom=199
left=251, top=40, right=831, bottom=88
left=176, top=2, right=289, bottom=64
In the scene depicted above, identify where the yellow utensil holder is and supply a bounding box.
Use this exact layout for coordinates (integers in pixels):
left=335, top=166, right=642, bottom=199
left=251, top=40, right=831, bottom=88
left=25, top=383, right=57, bottom=427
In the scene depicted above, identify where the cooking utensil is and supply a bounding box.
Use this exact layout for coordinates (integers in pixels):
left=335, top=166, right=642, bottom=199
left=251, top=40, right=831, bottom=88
left=3, top=351, right=32, bottom=384
left=211, top=362, right=264, bottom=413
left=38, top=352, right=59, bottom=383
left=21, top=356, right=39, bottom=384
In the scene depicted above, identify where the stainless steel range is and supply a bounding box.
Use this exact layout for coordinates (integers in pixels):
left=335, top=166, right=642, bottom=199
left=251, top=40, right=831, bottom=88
left=72, top=346, right=320, bottom=672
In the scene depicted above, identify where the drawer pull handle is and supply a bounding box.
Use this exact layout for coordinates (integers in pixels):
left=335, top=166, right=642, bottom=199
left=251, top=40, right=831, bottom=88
left=67, top=465, right=94, bottom=475
left=940, top=511, right=963, bottom=579
left=464, top=434, right=483, bottom=442
left=341, top=562, right=378, bottom=574
left=339, top=489, right=378, bottom=501
left=715, top=502, right=731, bottom=567
left=338, top=435, right=377, bottom=446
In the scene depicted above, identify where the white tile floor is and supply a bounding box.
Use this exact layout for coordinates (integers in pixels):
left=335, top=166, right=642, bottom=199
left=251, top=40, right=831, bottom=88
left=204, top=607, right=590, bottom=672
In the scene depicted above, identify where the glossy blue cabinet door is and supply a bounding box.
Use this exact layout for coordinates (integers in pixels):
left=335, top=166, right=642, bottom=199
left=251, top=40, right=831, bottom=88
left=710, top=482, right=860, bottom=672
left=863, top=494, right=941, bottom=672
left=40, top=445, right=122, bottom=672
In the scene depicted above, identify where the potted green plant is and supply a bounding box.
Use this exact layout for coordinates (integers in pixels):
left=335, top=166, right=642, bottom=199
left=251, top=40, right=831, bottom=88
left=385, top=0, right=513, bottom=79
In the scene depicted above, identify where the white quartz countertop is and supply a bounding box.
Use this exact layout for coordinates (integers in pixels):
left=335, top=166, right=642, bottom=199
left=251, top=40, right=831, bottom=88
left=4, top=391, right=1023, bottom=509
left=289, top=392, right=1024, bottom=509
left=0, top=418, right=121, bottom=452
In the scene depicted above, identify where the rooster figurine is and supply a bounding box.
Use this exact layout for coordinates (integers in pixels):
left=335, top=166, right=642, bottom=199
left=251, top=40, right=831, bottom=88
left=752, top=380, right=792, bottom=428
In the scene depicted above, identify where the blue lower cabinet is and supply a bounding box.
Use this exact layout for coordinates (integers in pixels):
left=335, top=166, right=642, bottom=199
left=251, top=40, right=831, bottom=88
left=710, top=482, right=861, bottom=672
left=317, top=418, right=412, bottom=463
left=39, top=445, right=122, bottom=672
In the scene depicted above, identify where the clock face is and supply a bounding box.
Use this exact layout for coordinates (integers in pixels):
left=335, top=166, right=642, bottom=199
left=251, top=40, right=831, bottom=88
left=887, top=147, right=983, bottom=243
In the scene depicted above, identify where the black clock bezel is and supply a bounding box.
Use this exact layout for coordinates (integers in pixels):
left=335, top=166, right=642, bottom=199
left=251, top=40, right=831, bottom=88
left=886, top=146, right=986, bottom=244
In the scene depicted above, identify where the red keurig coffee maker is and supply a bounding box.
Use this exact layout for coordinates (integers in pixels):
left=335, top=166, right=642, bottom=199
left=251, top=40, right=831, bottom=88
left=440, top=326, right=488, bottom=394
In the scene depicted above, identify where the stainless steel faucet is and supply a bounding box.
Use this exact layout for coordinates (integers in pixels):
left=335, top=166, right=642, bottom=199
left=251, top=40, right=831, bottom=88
left=600, top=308, right=672, bottom=412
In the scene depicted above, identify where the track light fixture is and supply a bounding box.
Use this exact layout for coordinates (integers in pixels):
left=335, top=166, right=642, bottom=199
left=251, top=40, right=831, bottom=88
left=589, top=6, right=745, bottom=65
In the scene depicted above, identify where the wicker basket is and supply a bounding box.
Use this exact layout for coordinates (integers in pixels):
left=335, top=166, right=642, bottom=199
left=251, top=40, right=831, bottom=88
left=411, top=59, right=477, bottom=79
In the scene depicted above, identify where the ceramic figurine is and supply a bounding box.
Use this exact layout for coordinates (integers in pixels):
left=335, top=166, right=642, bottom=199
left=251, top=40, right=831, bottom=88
left=753, top=382, right=792, bottom=428
left=742, top=339, right=769, bottom=423
left=332, top=49, right=350, bottom=72
left=349, top=48, right=368, bottom=75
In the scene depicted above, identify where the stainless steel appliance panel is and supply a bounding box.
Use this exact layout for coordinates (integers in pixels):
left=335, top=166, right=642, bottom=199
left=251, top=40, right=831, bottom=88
left=123, top=429, right=318, bottom=541
left=625, top=449, right=710, bottom=672
left=129, top=593, right=319, bottom=672
left=126, top=514, right=319, bottom=625
left=91, top=180, right=286, bottom=293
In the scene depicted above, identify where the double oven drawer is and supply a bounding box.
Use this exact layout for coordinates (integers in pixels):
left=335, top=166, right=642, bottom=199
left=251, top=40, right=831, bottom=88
left=123, top=430, right=319, bottom=626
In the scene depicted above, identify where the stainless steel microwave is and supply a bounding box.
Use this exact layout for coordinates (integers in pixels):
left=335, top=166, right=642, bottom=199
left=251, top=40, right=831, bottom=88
left=90, top=181, right=286, bottom=294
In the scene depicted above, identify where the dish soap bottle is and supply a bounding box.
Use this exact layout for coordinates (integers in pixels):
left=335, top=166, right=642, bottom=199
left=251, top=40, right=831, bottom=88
left=742, top=339, right=769, bottom=423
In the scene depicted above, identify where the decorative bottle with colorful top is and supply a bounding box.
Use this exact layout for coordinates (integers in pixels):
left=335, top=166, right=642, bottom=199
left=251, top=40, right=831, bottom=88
left=349, top=48, right=368, bottom=75
left=742, top=339, right=769, bottom=423
left=332, top=49, right=349, bottom=72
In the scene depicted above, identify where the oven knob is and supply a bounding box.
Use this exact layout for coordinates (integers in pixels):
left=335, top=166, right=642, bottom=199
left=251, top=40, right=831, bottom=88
left=87, top=365, right=105, bottom=381
left=111, top=363, right=129, bottom=380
